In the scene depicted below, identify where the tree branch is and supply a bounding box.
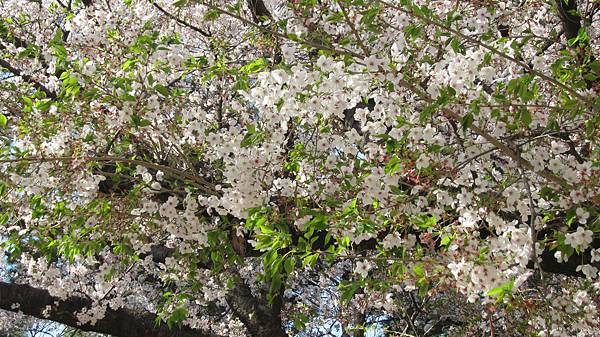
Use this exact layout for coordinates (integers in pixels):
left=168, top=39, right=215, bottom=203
left=555, top=0, right=581, bottom=41
left=141, top=247, right=288, bottom=337
left=151, top=0, right=211, bottom=37
left=246, top=0, right=272, bottom=23
left=225, top=276, right=287, bottom=337
left=0, top=282, right=222, bottom=337
left=0, top=58, right=57, bottom=99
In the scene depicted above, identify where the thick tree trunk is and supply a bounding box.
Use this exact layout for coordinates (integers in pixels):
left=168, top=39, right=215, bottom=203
left=226, top=279, right=288, bottom=337
left=0, top=282, right=221, bottom=337
left=144, top=248, right=288, bottom=337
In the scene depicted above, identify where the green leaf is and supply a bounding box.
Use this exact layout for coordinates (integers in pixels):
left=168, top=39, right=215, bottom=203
left=167, top=307, right=188, bottom=328
left=360, top=6, right=381, bottom=26
left=486, top=287, right=503, bottom=297
left=384, top=155, right=401, bottom=175
left=240, top=58, right=267, bottom=74
left=486, top=280, right=514, bottom=299
left=204, top=9, right=221, bottom=21
left=339, top=282, right=359, bottom=303
left=568, top=28, right=588, bottom=47
left=131, top=114, right=152, bottom=128
left=414, top=214, right=436, bottom=230
left=341, top=199, right=357, bottom=217
left=271, top=256, right=283, bottom=277
left=449, top=37, right=464, bottom=53
left=21, top=95, right=33, bottom=107
left=268, top=274, right=282, bottom=303
left=483, top=52, right=492, bottom=65
left=439, top=234, right=453, bottom=246
left=122, top=58, right=139, bottom=71
left=35, top=99, right=52, bottom=112
left=461, top=113, right=474, bottom=131
left=0, top=114, right=7, bottom=128
left=520, top=108, right=532, bottom=126
left=284, top=257, right=295, bottom=274
left=292, top=313, right=310, bottom=330
left=302, top=253, right=319, bottom=268
left=154, top=84, right=170, bottom=97
left=240, top=125, right=265, bottom=147
left=412, top=264, right=425, bottom=277
left=419, top=104, right=436, bottom=122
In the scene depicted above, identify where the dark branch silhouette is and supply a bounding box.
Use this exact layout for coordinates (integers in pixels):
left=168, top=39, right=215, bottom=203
left=0, top=282, right=221, bottom=337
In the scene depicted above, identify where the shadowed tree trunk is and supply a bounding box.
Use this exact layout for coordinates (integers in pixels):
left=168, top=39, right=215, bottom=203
left=226, top=278, right=287, bottom=337
left=555, top=0, right=582, bottom=41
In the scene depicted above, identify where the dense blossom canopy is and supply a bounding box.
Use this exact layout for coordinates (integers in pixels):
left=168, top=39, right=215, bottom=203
left=0, top=0, right=599, bottom=336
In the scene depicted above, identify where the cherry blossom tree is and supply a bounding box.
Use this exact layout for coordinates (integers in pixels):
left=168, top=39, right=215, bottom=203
left=1, top=0, right=599, bottom=336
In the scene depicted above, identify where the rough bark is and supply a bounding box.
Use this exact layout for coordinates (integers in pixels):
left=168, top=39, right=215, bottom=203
left=225, top=279, right=287, bottom=337
left=246, top=0, right=272, bottom=23
left=0, top=282, right=221, bottom=337
left=555, top=0, right=582, bottom=41
left=143, top=247, right=288, bottom=337
left=555, top=0, right=598, bottom=89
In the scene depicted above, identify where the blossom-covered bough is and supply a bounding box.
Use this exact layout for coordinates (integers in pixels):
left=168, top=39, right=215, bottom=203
left=0, top=0, right=599, bottom=336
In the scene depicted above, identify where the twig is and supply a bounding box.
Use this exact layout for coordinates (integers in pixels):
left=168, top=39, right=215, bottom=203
left=0, top=155, right=219, bottom=195
left=0, top=58, right=57, bottom=99
left=198, top=1, right=363, bottom=58
left=338, top=1, right=369, bottom=56
left=377, top=0, right=591, bottom=104
left=195, top=1, right=575, bottom=191
left=150, top=0, right=211, bottom=37
left=516, top=145, right=545, bottom=286
left=98, top=262, right=136, bottom=302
